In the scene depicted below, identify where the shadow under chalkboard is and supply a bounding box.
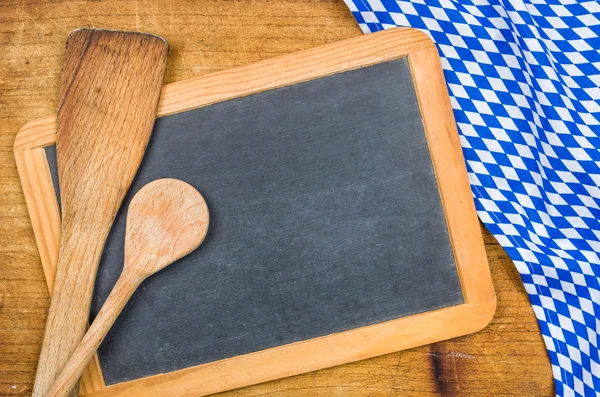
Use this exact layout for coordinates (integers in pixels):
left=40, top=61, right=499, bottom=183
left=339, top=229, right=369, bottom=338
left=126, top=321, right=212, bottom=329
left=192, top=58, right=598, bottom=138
left=46, top=57, right=463, bottom=385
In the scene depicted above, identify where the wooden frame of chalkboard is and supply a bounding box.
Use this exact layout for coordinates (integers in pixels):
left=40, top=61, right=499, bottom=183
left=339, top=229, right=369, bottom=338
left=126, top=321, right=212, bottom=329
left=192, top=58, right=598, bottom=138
left=14, top=28, right=495, bottom=397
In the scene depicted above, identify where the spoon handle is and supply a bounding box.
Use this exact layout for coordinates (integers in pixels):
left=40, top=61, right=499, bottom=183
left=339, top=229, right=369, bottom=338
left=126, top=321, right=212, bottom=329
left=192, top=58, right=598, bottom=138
left=47, top=274, right=142, bottom=397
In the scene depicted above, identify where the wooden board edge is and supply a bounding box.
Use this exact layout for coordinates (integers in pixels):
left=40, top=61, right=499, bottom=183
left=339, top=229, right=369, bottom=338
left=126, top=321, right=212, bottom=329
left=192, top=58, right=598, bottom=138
left=408, top=46, right=496, bottom=307
left=13, top=27, right=434, bottom=152
left=79, top=355, right=107, bottom=394
left=83, top=300, right=495, bottom=397
left=13, top=115, right=57, bottom=152
left=154, top=27, right=434, bottom=116
left=13, top=147, right=106, bottom=392
left=14, top=147, right=61, bottom=291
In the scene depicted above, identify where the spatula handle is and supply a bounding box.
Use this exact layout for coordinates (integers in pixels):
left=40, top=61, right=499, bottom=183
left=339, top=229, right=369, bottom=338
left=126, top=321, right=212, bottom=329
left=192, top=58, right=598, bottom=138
left=33, top=231, right=108, bottom=397
left=47, top=274, right=142, bottom=397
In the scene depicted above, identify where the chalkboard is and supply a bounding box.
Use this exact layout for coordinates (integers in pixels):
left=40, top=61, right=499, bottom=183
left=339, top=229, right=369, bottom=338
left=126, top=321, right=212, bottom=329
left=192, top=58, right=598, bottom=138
left=16, top=29, right=494, bottom=397
left=45, top=57, right=463, bottom=385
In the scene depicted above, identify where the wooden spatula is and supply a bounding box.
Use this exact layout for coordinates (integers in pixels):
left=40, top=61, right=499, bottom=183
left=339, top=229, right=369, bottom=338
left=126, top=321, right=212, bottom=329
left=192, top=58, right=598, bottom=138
left=46, top=179, right=210, bottom=397
left=33, top=29, right=168, bottom=397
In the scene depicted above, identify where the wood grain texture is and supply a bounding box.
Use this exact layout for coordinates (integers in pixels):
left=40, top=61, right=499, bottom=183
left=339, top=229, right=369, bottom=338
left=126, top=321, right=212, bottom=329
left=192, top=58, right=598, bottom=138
left=48, top=179, right=209, bottom=397
left=33, top=29, right=168, bottom=397
left=13, top=144, right=105, bottom=394
left=13, top=27, right=435, bottom=152
left=408, top=46, right=494, bottom=306
left=15, top=27, right=496, bottom=397
left=0, top=1, right=554, bottom=396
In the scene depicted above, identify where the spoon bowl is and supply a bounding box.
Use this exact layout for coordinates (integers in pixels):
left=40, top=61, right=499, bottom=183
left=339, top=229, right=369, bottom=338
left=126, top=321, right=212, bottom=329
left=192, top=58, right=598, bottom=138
left=124, top=178, right=209, bottom=277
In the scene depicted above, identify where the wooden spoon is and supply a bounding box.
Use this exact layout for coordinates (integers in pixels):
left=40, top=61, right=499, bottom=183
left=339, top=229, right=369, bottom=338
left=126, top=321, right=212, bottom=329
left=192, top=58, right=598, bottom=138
left=47, top=178, right=210, bottom=397
left=33, top=29, right=168, bottom=397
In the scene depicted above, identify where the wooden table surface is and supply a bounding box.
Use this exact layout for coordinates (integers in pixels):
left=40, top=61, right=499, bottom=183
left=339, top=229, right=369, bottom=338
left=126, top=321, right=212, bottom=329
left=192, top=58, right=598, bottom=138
left=0, top=1, right=554, bottom=396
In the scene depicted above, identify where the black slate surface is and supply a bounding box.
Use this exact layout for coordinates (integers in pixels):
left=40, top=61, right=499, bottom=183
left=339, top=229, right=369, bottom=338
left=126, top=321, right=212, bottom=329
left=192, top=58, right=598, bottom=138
left=45, top=58, right=463, bottom=385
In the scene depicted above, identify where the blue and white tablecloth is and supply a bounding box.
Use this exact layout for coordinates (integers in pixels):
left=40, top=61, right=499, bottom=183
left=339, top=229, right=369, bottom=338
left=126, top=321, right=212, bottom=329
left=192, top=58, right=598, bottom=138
left=343, top=1, right=600, bottom=396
